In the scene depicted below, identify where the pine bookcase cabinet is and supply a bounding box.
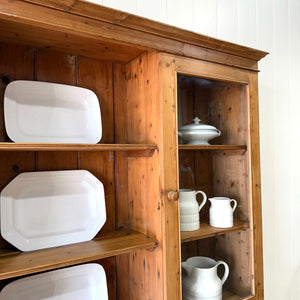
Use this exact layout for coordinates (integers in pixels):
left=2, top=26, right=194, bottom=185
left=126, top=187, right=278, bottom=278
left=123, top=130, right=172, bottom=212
left=0, top=1, right=267, bottom=299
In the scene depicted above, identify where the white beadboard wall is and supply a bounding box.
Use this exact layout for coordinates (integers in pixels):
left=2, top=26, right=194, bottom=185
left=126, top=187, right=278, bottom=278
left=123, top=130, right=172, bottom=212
left=87, top=0, right=299, bottom=299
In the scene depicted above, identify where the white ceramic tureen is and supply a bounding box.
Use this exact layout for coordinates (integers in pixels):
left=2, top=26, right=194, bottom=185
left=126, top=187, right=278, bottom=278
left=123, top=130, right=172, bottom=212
left=178, top=117, right=221, bottom=145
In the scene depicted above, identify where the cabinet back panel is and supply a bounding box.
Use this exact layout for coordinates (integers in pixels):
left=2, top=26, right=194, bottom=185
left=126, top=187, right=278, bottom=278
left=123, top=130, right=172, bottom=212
left=177, top=75, right=248, bottom=145
left=0, top=44, right=118, bottom=299
left=212, top=153, right=250, bottom=221
left=177, top=73, right=254, bottom=298
left=181, top=237, right=217, bottom=262
left=216, top=231, right=254, bottom=297
left=0, top=43, right=35, bottom=142
left=211, top=84, right=248, bottom=145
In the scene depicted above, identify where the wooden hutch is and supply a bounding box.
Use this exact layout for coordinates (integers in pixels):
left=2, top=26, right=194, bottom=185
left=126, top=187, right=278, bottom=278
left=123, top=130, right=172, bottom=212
left=0, top=1, right=267, bottom=299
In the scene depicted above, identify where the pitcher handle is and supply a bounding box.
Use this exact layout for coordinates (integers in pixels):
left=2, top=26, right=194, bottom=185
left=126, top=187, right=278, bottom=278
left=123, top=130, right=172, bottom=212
left=181, top=262, right=191, bottom=278
left=195, top=191, right=207, bottom=212
left=230, top=199, right=237, bottom=212
left=216, top=260, right=229, bottom=285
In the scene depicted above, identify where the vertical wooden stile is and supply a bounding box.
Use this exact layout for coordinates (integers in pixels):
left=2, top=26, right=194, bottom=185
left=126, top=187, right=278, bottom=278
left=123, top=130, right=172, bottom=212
left=161, top=54, right=181, bottom=300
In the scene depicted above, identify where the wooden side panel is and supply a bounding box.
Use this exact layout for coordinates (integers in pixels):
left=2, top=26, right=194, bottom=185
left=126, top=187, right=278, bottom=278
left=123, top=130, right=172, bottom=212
left=247, top=73, right=264, bottom=299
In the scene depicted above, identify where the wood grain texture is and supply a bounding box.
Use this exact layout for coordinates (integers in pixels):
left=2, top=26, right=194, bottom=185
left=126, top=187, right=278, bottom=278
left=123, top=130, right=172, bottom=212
left=174, top=55, right=263, bottom=298
left=216, top=231, right=254, bottom=297
left=161, top=54, right=182, bottom=300
left=78, top=58, right=114, bottom=144
left=0, top=143, right=157, bottom=154
left=77, top=57, right=116, bottom=299
left=0, top=44, right=36, bottom=248
left=113, top=63, right=131, bottom=299
left=173, top=54, right=252, bottom=83
left=35, top=49, right=78, bottom=171
left=223, top=290, right=254, bottom=300
left=181, top=221, right=249, bottom=243
left=0, top=230, right=157, bottom=280
left=179, top=144, right=247, bottom=155
left=0, top=4, right=265, bottom=297
left=0, top=19, right=145, bottom=63
left=0, top=0, right=266, bottom=70
left=247, top=72, right=264, bottom=299
left=123, top=53, right=165, bottom=300
left=23, top=0, right=268, bottom=61
left=0, top=43, right=34, bottom=141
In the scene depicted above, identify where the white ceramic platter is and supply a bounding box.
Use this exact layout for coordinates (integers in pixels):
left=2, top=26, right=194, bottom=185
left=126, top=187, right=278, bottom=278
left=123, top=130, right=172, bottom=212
left=0, top=170, right=106, bottom=251
left=0, top=264, right=108, bottom=300
left=4, top=80, right=102, bottom=143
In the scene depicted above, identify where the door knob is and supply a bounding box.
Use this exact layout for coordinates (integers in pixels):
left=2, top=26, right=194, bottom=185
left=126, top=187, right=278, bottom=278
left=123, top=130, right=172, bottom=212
left=167, top=191, right=179, bottom=202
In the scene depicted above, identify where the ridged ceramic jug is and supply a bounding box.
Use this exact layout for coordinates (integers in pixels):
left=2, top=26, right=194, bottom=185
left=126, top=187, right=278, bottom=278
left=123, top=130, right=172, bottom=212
left=179, top=189, right=207, bottom=231
left=182, top=256, right=229, bottom=300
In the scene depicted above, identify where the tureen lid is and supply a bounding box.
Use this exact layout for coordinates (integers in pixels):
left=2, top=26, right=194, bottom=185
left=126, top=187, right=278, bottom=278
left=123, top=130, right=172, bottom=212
left=179, top=117, right=219, bottom=131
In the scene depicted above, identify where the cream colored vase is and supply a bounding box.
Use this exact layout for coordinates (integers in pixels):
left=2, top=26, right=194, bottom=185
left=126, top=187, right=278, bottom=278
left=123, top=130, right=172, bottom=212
left=179, top=189, right=207, bottom=231
left=182, top=256, right=229, bottom=300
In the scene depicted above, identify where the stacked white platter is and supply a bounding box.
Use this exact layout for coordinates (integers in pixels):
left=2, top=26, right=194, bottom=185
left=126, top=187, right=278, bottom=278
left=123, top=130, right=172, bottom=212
left=0, top=170, right=106, bottom=252
left=0, top=264, right=108, bottom=300
left=4, top=80, right=102, bottom=143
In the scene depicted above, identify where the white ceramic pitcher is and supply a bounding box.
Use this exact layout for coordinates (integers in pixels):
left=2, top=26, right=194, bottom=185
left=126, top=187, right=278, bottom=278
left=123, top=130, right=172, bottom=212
left=209, top=197, right=237, bottom=228
left=182, top=256, right=229, bottom=300
left=179, top=189, right=207, bottom=231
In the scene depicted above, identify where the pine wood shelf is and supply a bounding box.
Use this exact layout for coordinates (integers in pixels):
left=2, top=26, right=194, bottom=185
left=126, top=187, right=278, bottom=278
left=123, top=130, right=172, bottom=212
left=178, top=144, right=247, bottom=155
left=223, top=290, right=254, bottom=300
left=0, top=143, right=157, bottom=156
left=0, top=230, right=158, bottom=280
left=181, top=220, right=249, bottom=243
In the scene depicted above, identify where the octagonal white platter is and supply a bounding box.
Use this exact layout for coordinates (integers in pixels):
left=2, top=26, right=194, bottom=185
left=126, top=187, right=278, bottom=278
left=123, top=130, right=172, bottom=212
left=0, top=170, right=106, bottom=251
left=4, top=80, right=102, bottom=143
left=0, top=263, right=108, bottom=300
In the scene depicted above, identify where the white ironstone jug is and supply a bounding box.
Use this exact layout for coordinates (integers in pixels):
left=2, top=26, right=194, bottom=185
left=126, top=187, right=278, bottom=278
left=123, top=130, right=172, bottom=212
left=209, top=197, right=237, bottom=228
left=182, top=256, right=229, bottom=300
left=179, top=189, right=207, bottom=231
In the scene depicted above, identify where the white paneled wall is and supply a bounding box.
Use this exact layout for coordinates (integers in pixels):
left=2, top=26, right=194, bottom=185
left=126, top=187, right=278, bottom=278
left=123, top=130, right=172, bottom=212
left=85, top=0, right=299, bottom=299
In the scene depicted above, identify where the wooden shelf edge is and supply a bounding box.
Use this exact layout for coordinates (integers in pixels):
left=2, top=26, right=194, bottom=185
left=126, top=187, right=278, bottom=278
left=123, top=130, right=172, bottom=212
left=0, top=143, right=157, bottom=156
left=178, top=144, right=247, bottom=155
left=0, top=230, right=158, bottom=280
left=181, top=220, right=249, bottom=243
left=223, top=290, right=254, bottom=300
